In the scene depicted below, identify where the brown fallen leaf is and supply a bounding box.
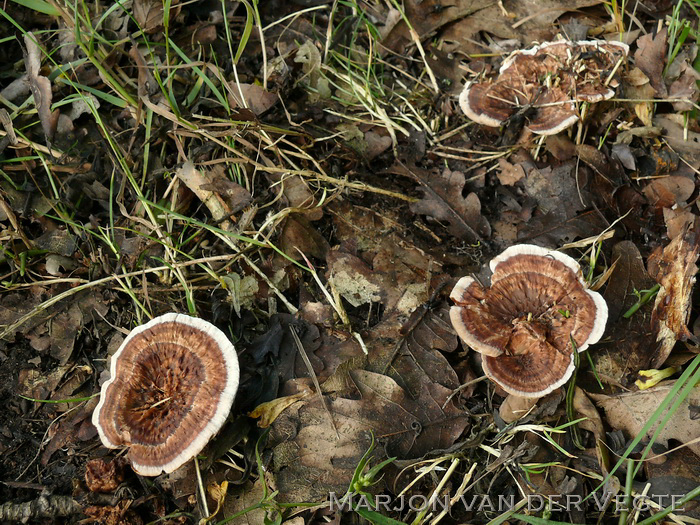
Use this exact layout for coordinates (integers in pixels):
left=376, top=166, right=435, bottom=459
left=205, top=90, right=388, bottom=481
left=425, top=0, right=601, bottom=56
left=647, top=225, right=700, bottom=368
left=85, top=457, right=127, bottom=493
left=269, top=369, right=469, bottom=502
left=176, top=162, right=252, bottom=231
left=133, top=0, right=180, bottom=33
left=41, top=397, right=98, bottom=466
left=499, top=395, right=538, bottom=423
left=497, top=158, right=526, bottom=186
left=573, top=387, right=605, bottom=443
left=634, top=28, right=668, bottom=96
left=623, top=67, right=656, bottom=126
left=84, top=500, right=143, bottom=525
left=23, top=33, right=59, bottom=142
left=381, top=0, right=492, bottom=55
left=523, top=160, right=589, bottom=215
left=374, top=302, right=461, bottom=396
left=653, top=115, right=700, bottom=162
left=228, top=82, right=278, bottom=116
left=278, top=214, right=329, bottom=262
left=590, top=382, right=700, bottom=457
left=669, top=62, right=700, bottom=112
left=644, top=447, right=700, bottom=518
left=663, top=206, right=696, bottom=240
left=642, top=175, right=695, bottom=209
left=402, top=164, right=490, bottom=242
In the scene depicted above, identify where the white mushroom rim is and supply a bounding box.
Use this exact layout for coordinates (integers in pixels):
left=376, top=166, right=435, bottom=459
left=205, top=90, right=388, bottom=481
left=450, top=244, right=608, bottom=398
left=458, top=40, right=629, bottom=134
left=92, top=313, right=239, bottom=476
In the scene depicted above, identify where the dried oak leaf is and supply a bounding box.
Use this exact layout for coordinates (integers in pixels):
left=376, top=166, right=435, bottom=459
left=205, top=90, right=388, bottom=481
left=176, top=162, right=252, bottom=231
left=372, top=302, right=461, bottom=396
left=590, top=383, right=700, bottom=457
left=382, top=0, right=492, bottom=54
left=634, top=28, right=668, bottom=96
left=269, top=369, right=469, bottom=502
left=648, top=226, right=700, bottom=368
left=644, top=448, right=700, bottom=518
left=408, top=166, right=491, bottom=242
left=396, top=0, right=601, bottom=56
left=326, top=200, right=440, bottom=320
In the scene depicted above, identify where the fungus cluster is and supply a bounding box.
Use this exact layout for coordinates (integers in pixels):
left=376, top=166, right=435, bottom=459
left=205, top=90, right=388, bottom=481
left=92, top=313, right=239, bottom=476
left=460, top=40, right=629, bottom=135
left=450, top=245, right=607, bottom=397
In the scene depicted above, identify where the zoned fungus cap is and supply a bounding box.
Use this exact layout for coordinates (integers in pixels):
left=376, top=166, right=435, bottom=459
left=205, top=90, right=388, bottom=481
left=92, top=313, right=239, bottom=476
left=459, top=40, right=629, bottom=135
left=450, top=244, right=608, bottom=398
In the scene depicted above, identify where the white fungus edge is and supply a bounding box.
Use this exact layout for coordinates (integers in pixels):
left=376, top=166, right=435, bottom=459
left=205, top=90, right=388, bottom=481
left=482, top=352, right=575, bottom=398
left=458, top=83, right=506, bottom=128
left=489, top=244, right=582, bottom=278
left=450, top=277, right=503, bottom=357
left=500, top=40, right=629, bottom=75
left=92, top=313, right=240, bottom=477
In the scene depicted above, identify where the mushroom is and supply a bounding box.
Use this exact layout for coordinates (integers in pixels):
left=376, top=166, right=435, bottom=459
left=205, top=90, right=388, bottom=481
left=450, top=244, right=607, bottom=397
left=460, top=40, right=629, bottom=135
left=92, top=313, right=239, bottom=476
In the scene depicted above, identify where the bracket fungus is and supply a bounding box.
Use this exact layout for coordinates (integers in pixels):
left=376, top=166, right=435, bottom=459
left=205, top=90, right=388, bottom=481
left=460, top=40, right=629, bottom=135
left=92, top=313, right=239, bottom=476
left=450, top=245, right=607, bottom=398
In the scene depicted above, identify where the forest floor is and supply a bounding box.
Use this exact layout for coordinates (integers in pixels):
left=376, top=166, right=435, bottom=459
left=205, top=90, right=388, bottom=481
left=1, top=0, right=700, bottom=524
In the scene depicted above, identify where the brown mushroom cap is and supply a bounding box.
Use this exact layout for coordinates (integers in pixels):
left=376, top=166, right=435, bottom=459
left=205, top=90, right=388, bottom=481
left=92, top=313, right=239, bottom=476
left=459, top=40, right=629, bottom=135
left=450, top=244, right=607, bottom=397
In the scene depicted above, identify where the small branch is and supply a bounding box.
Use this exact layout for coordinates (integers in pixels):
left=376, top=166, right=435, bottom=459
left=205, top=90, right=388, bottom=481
left=0, top=495, right=82, bottom=522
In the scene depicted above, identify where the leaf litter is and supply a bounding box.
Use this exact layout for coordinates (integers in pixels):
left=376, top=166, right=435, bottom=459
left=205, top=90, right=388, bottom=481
left=1, top=0, right=700, bottom=523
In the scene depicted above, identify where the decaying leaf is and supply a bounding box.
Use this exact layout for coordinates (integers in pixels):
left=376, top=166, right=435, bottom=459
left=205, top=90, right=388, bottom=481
left=84, top=500, right=143, bottom=525
left=573, top=387, right=605, bottom=443
left=228, top=83, right=279, bottom=115
left=134, top=0, right=181, bottom=33
left=591, top=383, right=700, bottom=457
left=85, top=457, right=127, bottom=493
left=23, top=33, right=59, bottom=142
left=279, top=214, right=329, bottom=262
left=499, top=395, right=538, bottom=423
left=327, top=251, right=382, bottom=308
left=497, top=158, right=526, bottom=186
left=642, top=175, right=695, bottom=209
left=270, top=369, right=469, bottom=502
left=386, top=0, right=601, bottom=56
left=648, top=226, right=700, bottom=368
left=653, top=114, right=700, bottom=161
left=405, top=165, right=490, bottom=242
left=623, top=67, right=656, bottom=126
left=249, top=389, right=311, bottom=428
left=176, top=162, right=252, bottom=230
left=634, top=28, right=668, bottom=96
